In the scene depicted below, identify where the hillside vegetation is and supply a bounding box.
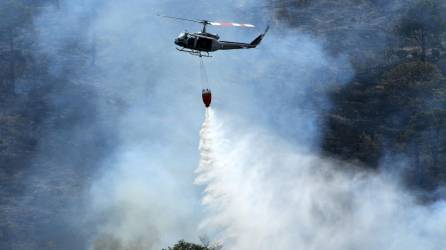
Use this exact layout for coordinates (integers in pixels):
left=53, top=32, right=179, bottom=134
left=0, top=0, right=445, bottom=248
left=272, top=0, right=446, bottom=191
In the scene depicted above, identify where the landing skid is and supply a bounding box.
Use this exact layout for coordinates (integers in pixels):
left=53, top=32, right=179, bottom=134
left=176, top=47, right=212, bottom=57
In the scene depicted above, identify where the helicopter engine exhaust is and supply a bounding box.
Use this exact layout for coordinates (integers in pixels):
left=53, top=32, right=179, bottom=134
left=202, top=89, right=212, bottom=108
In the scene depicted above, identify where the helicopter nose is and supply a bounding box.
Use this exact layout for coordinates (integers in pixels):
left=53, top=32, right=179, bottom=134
left=174, top=38, right=181, bottom=46
left=175, top=38, right=186, bottom=47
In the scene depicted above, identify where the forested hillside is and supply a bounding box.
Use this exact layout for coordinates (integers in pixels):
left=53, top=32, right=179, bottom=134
left=271, top=0, right=446, bottom=192
left=1, top=0, right=446, bottom=249
left=0, top=1, right=111, bottom=248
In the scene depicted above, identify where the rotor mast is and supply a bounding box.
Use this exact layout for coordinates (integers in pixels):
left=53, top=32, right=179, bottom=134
left=201, top=20, right=210, bottom=33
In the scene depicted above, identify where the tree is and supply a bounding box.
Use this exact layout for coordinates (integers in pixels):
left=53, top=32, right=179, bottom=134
left=377, top=61, right=446, bottom=189
left=323, top=60, right=446, bottom=188
left=163, top=239, right=223, bottom=250
left=397, top=0, right=446, bottom=62
left=380, top=60, right=442, bottom=87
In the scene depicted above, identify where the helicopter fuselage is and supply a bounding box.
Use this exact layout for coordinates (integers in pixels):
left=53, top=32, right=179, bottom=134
left=174, top=27, right=268, bottom=57
left=175, top=32, right=221, bottom=52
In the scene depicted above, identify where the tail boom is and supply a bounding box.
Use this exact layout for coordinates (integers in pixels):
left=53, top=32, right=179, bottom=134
left=219, top=25, right=270, bottom=50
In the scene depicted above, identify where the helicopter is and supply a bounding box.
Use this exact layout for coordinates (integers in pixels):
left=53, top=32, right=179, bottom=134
left=159, top=15, right=269, bottom=57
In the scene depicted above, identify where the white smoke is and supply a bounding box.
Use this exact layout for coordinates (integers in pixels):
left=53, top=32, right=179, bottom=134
left=26, top=0, right=446, bottom=249
left=196, top=110, right=446, bottom=250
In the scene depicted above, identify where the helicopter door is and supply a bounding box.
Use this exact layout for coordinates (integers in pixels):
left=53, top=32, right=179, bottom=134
left=196, top=37, right=213, bottom=51
left=186, top=35, right=195, bottom=48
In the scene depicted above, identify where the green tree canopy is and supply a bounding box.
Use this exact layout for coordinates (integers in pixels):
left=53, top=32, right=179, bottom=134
left=163, top=240, right=209, bottom=250
left=163, top=239, right=223, bottom=250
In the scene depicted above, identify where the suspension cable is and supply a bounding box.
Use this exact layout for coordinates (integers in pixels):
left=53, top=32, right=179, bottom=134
left=199, top=56, right=209, bottom=88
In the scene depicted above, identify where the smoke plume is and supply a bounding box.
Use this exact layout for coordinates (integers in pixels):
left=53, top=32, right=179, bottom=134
left=196, top=109, right=446, bottom=250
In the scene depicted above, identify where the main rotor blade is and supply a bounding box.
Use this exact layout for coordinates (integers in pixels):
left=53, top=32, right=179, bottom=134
left=209, top=22, right=255, bottom=28
left=157, top=14, right=203, bottom=24
left=158, top=14, right=256, bottom=28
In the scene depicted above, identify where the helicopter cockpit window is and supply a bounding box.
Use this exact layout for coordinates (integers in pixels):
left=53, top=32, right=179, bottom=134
left=178, top=33, right=187, bottom=39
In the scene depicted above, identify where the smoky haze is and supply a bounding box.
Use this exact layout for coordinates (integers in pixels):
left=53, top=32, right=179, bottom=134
left=197, top=108, right=446, bottom=250
left=2, top=0, right=445, bottom=249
